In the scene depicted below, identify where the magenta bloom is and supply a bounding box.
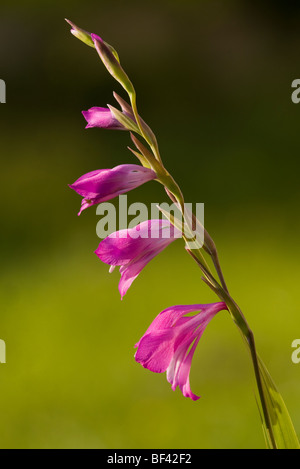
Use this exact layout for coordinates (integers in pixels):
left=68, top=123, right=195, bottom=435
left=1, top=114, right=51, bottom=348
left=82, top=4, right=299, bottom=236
left=82, top=107, right=124, bottom=130
left=135, top=302, right=227, bottom=400
left=95, top=219, right=181, bottom=299
left=69, top=164, right=156, bottom=215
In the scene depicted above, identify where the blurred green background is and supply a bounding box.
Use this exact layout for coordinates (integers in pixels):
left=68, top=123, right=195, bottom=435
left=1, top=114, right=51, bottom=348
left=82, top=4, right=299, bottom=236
left=1, top=0, right=300, bottom=449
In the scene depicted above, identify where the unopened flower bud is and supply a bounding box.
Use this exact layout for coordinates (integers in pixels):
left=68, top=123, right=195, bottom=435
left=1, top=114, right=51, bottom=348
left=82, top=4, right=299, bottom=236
left=91, top=34, right=134, bottom=96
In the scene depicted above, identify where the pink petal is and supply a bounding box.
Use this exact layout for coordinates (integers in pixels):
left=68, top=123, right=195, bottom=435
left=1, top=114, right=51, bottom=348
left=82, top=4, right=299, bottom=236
left=135, top=329, right=176, bottom=373
left=139, top=304, right=219, bottom=342
left=167, top=335, right=201, bottom=401
left=96, top=220, right=181, bottom=298
left=96, top=219, right=180, bottom=266
left=118, top=249, right=161, bottom=299
left=135, top=302, right=227, bottom=400
left=69, top=165, right=156, bottom=214
left=82, top=107, right=123, bottom=129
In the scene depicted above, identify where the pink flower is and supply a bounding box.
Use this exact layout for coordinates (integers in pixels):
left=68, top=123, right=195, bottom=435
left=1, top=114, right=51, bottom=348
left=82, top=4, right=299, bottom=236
left=95, top=219, right=182, bottom=299
left=69, top=164, right=156, bottom=215
left=135, top=302, right=227, bottom=400
left=82, top=107, right=124, bottom=130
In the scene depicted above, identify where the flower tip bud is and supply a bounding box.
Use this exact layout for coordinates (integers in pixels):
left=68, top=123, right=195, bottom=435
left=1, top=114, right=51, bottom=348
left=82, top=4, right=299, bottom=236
left=81, top=110, right=91, bottom=128
left=65, top=18, right=78, bottom=35
left=91, top=33, right=103, bottom=44
left=70, top=30, right=79, bottom=40
left=65, top=19, right=95, bottom=48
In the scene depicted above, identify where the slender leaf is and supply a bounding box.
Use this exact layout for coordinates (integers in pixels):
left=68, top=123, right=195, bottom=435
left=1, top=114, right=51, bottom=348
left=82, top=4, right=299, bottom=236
left=258, top=356, right=300, bottom=449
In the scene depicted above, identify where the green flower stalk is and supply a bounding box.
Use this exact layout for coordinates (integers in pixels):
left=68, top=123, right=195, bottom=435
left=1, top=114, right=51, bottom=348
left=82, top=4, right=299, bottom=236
left=66, top=19, right=300, bottom=449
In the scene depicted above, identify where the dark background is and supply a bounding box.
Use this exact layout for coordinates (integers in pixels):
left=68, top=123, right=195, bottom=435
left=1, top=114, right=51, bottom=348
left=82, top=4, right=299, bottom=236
left=1, top=0, right=300, bottom=449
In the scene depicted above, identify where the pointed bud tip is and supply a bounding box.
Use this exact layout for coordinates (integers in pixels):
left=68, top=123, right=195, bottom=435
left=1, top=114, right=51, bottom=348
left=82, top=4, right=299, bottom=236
left=91, top=33, right=103, bottom=43
left=65, top=19, right=95, bottom=48
left=107, top=104, right=115, bottom=113
left=113, top=91, right=122, bottom=102
left=65, top=18, right=76, bottom=32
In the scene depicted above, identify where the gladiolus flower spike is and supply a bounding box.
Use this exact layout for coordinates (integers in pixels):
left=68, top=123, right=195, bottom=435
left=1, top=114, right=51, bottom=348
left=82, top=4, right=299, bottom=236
left=67, top=20, right=300, bottom=448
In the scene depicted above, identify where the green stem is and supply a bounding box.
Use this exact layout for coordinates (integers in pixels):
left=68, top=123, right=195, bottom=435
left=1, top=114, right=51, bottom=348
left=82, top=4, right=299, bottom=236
left=247, top=332, right=277, bottom=448
left=129, top=91, right=163, bottom=164
left=186, top=248, right=277, bottom=448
